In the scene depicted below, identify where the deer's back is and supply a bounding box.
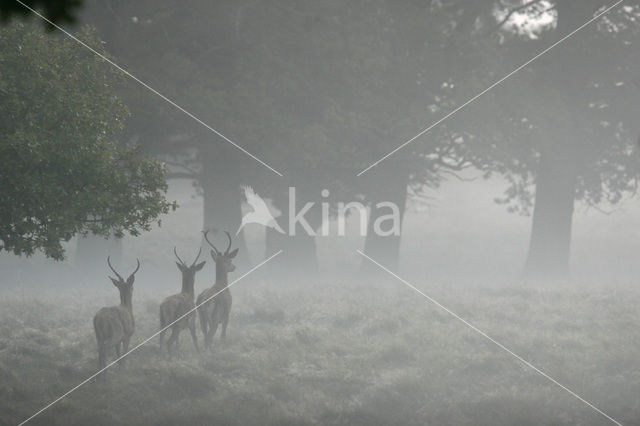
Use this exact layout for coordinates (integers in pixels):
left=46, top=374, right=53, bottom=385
left=160, top=293, right=196, bottom=329
left=93, top=306, right=134, bottom=347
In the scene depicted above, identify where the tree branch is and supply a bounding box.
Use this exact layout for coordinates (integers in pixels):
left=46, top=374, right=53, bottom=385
left=493, top=0, right=546, bottom=32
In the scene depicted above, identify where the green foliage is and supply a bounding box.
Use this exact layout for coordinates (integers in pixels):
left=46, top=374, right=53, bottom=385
left=0, top=0, right=83, bottom=28
left=0, top=22, right=176, bottom=260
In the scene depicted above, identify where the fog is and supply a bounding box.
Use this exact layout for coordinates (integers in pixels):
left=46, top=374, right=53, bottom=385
left=4, top=175, right=639, bottom=288
left=2, top=1, right=640, bottom=425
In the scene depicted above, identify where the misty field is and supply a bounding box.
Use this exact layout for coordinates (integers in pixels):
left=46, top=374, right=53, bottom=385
left=2, top=280, right=640, bottom=426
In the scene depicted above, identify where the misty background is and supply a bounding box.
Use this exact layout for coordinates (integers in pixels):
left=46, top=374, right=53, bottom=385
left=2, top=0, right=639, bottom=289
left=2, top=1, right=640, bottom=425
left=2, top=175, right=639, bottom=291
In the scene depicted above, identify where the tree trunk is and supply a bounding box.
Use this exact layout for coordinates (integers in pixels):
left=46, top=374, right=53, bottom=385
left=265, top=185, right=319, bottom=277
left=200, top=145, right=249, bottom=267
left=362, top=167, right=409, bottom=272
left=522, top=0, right=600, bottom=283
left=523, top=148, right=577, bottom=282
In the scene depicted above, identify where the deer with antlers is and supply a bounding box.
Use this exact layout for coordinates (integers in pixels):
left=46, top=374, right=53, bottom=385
left=93, top=257, right=140, bottom=371
left=159, top=246, right=205, bottom=356
left=197, top=230, right=238, bottom=349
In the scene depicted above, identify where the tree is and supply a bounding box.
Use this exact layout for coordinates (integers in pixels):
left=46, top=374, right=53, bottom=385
left=81, top=0, right=265, bottom=266
left=0, top=22, right=175, bottom=260
left=81, top=0, right=370, bottom=270
left=473, top=0, right=640, bottom=281
left=0, top=0, right=84, bottom=27
left=100, top=0, right=496, bottom=273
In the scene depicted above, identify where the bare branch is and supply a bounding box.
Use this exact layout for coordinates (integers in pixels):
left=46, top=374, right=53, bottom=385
left=493, top=0, right=546, bottom=32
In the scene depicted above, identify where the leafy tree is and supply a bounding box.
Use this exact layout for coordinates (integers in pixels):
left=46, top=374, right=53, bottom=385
left=78, top=0, right=640, bottom=281
left=0, top=0, right=83, bottom=27
left=79, top=0, right=500, bottom=271
left=80, top=0, right=261, bottom=266
left=470, top=0, right=640, bottom=280
left=0, top=22, right=175, bottom=260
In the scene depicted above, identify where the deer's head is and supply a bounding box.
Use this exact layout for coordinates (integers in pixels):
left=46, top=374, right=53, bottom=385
left=203, top=230, right=238, bottom=274
left=174, top=246, right=206, bottom=287
left=107, top=256, right=140, bottom=305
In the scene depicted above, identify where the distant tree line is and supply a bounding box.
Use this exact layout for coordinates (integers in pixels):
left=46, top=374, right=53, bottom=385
left=1, top=1, right=639, bottom=283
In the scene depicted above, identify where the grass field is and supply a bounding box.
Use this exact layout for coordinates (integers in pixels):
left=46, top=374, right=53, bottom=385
left=1, top=279, right=640, bottom=425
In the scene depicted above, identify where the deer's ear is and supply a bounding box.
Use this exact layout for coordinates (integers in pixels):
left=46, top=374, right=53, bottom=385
left=175, top=262, right=185, bottom=271
left=126, top=275, right=135, bottom=285
left=228, top=248, right=239, bottom=259
left=194, top=261, right=206, bottom=271
left=109, top=277, right=120, bottom=287
left=210, top=250, right=218, bottom=260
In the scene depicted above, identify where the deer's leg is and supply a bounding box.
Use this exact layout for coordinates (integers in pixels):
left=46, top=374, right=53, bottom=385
left=96, top=346, right=108, bottom=382
left=159, top=329, right=166, bottom=356
left=210, top=320, right=219, bottom=345
left=189, top=319, right=200, bottom=353
left=202, top=310, right=212, bottom=349
left=221, top=312, right=229, bottom=340
left=204, top=327, right=212, bottom=349
left=114, top=342, right=123, bottom=369
left=201, top=318, right=209, bottom=348
left=198, top=308, right=208, bottom=335
left=167, top=327, right=180, bottom=356
left=222, top=299, right=231, bottom=339
left=98, top=346, right=105, bottom=370
left=205, top=318, right=217, bottom=349
left=122, top=337, right=130, bottom=366
left=209, top=305, right=220, bottom=340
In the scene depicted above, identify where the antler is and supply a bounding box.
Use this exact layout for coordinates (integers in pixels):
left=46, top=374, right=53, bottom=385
left=224, top=231, right=232, bottom=254
left=174, top=247, right=186, bottom=265
left=107, top=256, right=123, bottom=281
left=128, top=258, right=141, bottom=279
left=174, top=246, right=202, bottom=267
left=191, top=246, right=202, bottom=266
left=202, top=229, right=220, bottom=255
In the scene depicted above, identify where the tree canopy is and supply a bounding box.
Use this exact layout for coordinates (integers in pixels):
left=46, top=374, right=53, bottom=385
left=0, top=22, right=175, bottom=260
left=0, top=0, right=83, bottom=27
left=73, top=0, right=640, bottom=277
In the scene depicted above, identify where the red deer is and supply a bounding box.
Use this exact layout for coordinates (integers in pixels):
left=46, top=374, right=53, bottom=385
left=197, top=230, right=238, bottom=349
left=93, top=257, right=140, bottom=371
left=159, top=246, right=205, bottom=356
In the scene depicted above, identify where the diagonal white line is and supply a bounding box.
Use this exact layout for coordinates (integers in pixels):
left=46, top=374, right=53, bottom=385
left=15, top=0, right=284, bottom=177
left=356, top=0, right=624, bottom=176
left=356, top=249, right=622, bottom=426
left=18, top=250, right=283, bottom=426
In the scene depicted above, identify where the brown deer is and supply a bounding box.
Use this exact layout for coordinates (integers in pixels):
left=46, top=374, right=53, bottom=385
left=93, top=257, right=140, bottom=371
left=159, top=246, right=205, bottom=356
left=197, top=230, right=238, bottom=349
